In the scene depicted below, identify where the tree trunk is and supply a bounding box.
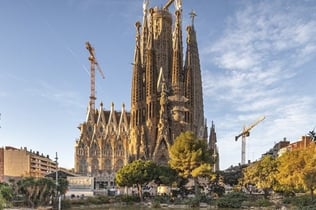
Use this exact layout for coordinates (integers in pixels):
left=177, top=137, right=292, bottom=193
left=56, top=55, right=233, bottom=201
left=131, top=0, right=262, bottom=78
left=194, top=177, right=200, bottom=198
left=263, top=188, right=269, bottom=199
left=137, top=184, right=143, bottom=202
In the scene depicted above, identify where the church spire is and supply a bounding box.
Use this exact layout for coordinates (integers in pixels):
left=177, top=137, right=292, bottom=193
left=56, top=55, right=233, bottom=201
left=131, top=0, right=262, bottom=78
left=171, top=8, right=183, bottom=96
left=141, top=0, right=149, bottom=64
left=131, top=21, right=143, bottom=127
left=189, top=10, right=197, bottom=28
left=209, top=121, right=219, bottom=172
left=184, top=11, right=205, bottom=137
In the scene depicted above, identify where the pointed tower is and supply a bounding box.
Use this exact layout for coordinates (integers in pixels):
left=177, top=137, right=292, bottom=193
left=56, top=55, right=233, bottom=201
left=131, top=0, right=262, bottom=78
left=209, top=121, right=219, bottom=171
left=184, top=10, right=206, bottom=138
left=129, top=0, right=207, bottom=165
left=74, top=0, right=213, bottom=186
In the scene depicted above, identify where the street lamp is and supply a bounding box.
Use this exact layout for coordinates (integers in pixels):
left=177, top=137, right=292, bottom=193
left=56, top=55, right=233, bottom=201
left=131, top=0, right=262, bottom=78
left=55, top=152, right=61, bottom=210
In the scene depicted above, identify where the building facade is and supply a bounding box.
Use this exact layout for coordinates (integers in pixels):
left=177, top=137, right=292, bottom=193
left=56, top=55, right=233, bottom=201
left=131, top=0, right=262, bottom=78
left=0, top=146, right=57, bottom=182
left=74, top=0, right=216, bottom=181
left=74, top=103, right=130, bottom=184
left=263, top=136, right=313, bottom=158
left=129, top=0, right=207, bottom=164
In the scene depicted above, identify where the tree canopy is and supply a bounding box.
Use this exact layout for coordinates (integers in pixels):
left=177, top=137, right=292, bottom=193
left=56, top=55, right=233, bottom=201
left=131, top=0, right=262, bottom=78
left=115, top=160, right=160, bottom=200
left=242, top=143, right=316, bottom=199
left=169, top=131, right=212, bottom=179
left=17, top=177, right=56, bottom=208
left=168, top=131, right=213, bottom=196
left=242, top=155, right=279, bottom=197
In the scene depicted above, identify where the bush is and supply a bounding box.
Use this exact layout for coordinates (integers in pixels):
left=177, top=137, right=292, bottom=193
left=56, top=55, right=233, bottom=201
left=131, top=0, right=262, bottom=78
left=216, top=192, right=248, bottom=208
left=86, top=196, right=102, bottom=205
left=95, top=195, right=110, bottom=204
left=153, top=195, right=171, bottom=204
left=302, top=205, right=316, bottom=210
left=115, top=194, right=140, bottom=204
left=283, top=195, right=316, bottom=208
left=61, top=199, right=71, bottom=209
left=185, top=197, right=200, bottom=208
left=66, top=195, right=111, bottom=208
left=254, top=198, right=273, bottom=207
left=0, top=194, right=5, bottom=210
left=151, top=200, right=161, bottom=208
left=199, top=194, right=212, bottom=204
left=68, top=198, right=86, bottom=206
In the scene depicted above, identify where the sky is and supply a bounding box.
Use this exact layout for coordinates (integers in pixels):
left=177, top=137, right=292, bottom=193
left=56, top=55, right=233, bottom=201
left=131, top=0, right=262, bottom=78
left=0, top=0, right=316, bottom=170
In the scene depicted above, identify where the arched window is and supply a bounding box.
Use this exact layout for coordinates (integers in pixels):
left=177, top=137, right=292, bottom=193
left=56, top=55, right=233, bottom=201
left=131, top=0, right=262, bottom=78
left=115, top=159, right=124, bottom=171
left=104, top=143, right=112, bottom=156
left=105, top=159, right=111, bottom=172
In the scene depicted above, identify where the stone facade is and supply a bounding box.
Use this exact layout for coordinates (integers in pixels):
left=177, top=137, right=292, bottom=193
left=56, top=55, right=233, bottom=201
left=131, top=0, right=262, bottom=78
left=74, top=0, right=218, bottom=181
left=129, top=0, right=207, bottom=164
left=74, top=103, right=129, bottom=180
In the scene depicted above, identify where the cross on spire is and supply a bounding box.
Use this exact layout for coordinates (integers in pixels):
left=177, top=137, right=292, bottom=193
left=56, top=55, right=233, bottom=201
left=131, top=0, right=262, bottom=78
left=189, top=10, right=197, bottom=26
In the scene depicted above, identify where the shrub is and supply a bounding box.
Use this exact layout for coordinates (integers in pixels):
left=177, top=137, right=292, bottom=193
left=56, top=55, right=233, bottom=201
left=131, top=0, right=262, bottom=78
left=153, top=195, right=171, bottom=204
left=0, top=194, right=5, bottom=210
left=283, top=195, right=315, bottom=208
left=115, top=194, right=140, bottom=204
left=151, top=200, right=161, bottom=208
left=61, top=199, right=71, bottom=209
left=68, top=198, right=86, bottom=206
left=199, top=194, right=212, bottom=204
left=185, top=197, right=200, bottom=208
left=216, top=192, right=248, bottom=208
left=254, top=198, right=273, bottom=207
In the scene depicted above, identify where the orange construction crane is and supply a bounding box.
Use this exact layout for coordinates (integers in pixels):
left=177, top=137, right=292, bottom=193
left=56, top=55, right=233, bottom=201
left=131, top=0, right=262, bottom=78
left=85, top=41, right=105, bottom=110
left=235, top=116, right=265, bottom=165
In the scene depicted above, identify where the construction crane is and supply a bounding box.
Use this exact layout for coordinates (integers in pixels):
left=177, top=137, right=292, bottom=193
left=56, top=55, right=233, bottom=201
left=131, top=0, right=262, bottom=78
left=85, top=41, right=105, bottom=110
left=163, top=0, right=182, bottom=10
left=235, top=116, right=265, bottom=165
left=163, top=0, right=175, bottom=10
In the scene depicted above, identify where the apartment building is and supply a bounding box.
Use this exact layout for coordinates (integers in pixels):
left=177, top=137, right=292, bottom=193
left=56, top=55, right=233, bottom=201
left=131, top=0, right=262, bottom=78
left=0, top=146, right=57, bottom=182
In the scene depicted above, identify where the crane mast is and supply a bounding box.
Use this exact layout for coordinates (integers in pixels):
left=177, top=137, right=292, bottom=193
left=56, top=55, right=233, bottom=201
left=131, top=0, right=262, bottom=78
left=163, top=0, right=174, bottom=10
left=235, top=116, right=265, bottom=165
left=85, top=41, right=105, bottom=110
left=163, top=0, right=182, bottom=10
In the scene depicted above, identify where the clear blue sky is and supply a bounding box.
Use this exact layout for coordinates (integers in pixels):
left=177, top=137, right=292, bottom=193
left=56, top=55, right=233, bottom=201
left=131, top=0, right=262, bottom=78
left=1, top=0, right=316, bottom=170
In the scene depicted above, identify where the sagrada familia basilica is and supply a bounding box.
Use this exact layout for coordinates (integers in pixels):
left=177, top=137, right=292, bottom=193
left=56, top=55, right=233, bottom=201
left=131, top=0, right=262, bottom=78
left=74, top=0, right=219, bottom=188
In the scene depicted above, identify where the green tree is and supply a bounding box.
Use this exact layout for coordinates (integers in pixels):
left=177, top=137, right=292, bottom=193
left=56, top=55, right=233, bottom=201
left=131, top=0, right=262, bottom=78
left=155, top=165, right=178, bottom=186
left=242, top=155, right=279, bottom=198
left=308, top=129, right=316, bottom=142
left=0, top=182, right=13, bottom=208
left=17, top=177, right=56, bottom=208
left=220, top=166, right=243, bottom=187
left=57, top=178, right=69, bottom=196
left=115, top=160, right=158, bottom=201
left=169, top=131, right=212, bottom=196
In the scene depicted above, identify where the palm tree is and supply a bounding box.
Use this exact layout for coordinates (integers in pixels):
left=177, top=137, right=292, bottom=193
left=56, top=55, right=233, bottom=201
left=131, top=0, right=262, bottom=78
left=17, top=177, right=55, bottom=208
left=308, top=129, right=316, bottom=142
left=17, top=177, right=36, bottom=208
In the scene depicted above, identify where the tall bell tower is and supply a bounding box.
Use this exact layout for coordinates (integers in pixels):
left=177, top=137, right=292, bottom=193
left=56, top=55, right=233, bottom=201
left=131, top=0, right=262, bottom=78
left=130, top=0, right=207, bottom=164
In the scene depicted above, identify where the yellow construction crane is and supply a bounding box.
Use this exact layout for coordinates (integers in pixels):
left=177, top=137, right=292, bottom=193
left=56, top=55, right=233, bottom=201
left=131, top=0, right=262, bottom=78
left=235, top=116, right=265, bottom=165
left=85, top=41, right=105, bottom=110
